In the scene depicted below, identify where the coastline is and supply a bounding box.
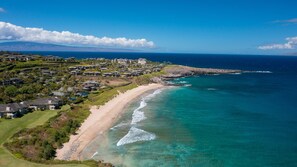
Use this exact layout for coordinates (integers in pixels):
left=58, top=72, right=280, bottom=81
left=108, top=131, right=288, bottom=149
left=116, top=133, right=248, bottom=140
left=55, top=83, right=165, bottom=160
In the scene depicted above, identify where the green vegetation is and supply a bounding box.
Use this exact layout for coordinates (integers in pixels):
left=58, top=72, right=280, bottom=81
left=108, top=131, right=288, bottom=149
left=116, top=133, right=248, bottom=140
left=2, top=105, right=112, bottom=166
left=0, top=108, right=90, bottom=167
left=3, top=83, right=137, bottom=165
left=134, top=71, right=166, bottom=85
left=86, top=84, right=137, bottom=105
left=0, top=51, right=168, bottom=166
left=5, top=106, right=86, bottom=161
left=14, top=60, right=44, bottom=69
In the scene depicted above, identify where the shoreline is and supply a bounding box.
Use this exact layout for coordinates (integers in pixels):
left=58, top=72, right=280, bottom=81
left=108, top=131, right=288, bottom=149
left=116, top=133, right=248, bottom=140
left=55, top=83, right=165, bottom=160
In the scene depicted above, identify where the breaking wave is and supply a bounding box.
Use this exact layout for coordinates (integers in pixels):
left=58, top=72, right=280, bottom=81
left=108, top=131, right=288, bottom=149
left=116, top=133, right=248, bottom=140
left=110, top=122, right=130, bottom=130
left=117, top=89, right=162, bottom=146
left=255, top=70, right=272, bottom=73
left=131, top=89, right=161, bottom=124
left=91, top=151, right=98, bottom=159
left=230, top=72, right=242, bottom=75
left=179, top=81, right=188, bottom=84
left=116, top=127, right=156, bottom=146
left=131, top=105, right=146, bottom=124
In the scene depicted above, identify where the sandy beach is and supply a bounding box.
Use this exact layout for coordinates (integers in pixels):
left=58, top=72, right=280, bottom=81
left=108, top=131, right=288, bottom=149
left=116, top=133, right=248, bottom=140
left=55, top=83, right=164, bottom=160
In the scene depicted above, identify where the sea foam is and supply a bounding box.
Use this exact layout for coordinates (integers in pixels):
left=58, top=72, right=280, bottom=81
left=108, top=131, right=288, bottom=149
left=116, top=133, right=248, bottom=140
left=255, top=70, right=272, bottom=73
left=91, top=151, right=98, bottom=159
left=116, top=89, right=162, bottom=146
left=131, top=89, right=162, bottom=124
left=110, top=122, right=130, bottom=130
left=116, top=127, right=156, bottom=146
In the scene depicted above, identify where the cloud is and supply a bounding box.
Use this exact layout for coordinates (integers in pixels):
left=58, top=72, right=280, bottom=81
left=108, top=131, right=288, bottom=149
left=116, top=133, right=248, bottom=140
left=0, top=8, right=5, bottom=13
left=273, top=18, right=297, bottom=24
left=0, top=22, right=155, bottom=48
left=258, top=36, right=297, bottom=50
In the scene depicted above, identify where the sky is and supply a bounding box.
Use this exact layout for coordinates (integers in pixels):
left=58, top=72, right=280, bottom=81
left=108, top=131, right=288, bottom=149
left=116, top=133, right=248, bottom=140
left=0, top=0, right=297, bottom=55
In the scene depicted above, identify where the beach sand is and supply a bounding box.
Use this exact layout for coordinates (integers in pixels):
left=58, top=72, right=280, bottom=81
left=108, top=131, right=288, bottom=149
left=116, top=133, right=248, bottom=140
left=55, top=83, right=164, bottom=160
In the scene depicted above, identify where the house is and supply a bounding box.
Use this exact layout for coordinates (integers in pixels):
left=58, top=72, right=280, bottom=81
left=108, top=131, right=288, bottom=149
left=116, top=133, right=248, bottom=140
left=100, top=67, right=108, bottom=71
left=103, top=73, right=113, bottom=77
left=76, top=92, right=89, bottom=98
left=0, top=102, right=30, bottom=119
left=42, top=70, right=57, bottom=76
left=16, top=55, right=34, bottom=62
left=138, top=58, right=147, bottom=65
left=99, top=62, right=108, bottom=67
left=82, top=81, right=100, bottom=91
left=83, top=71, right=101, bottom=76
left=69, top=67, right=77, bottom=71
left=112, top=71, right=120, bottom=77
left=131, top=69, right=144, bottom=76
left=65, top=57, right=76, bottom=62
left=121, top=72, right=132, bottom=77
left=70, top=70, right=82, bottom=75
left=116, top=58, right=129, bottom=65
left=44, top=55, right=64, bottom=61
left=29, top=97, right=63, bottom=111
left=144, top=69, right=152, bottom=74
left=52, top=91, right=69, bottom=97
left=1, top=78, right=24, bottom=86
left=4, top=56, right=17, bottom=61
left=152, top=67, right=161, bottom=72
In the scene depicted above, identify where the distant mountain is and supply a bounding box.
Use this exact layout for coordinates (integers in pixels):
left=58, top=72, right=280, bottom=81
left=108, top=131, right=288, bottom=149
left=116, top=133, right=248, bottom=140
left=0, top=41, right=137, bottom=52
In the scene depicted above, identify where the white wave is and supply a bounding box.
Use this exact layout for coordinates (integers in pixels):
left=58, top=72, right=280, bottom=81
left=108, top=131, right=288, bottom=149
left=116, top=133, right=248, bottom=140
left=130, top=89, right=162, bottom=124
left=184, top=84, right=192, bottom=87
left=207, top=88, right=217, bottom=91
left=116, top=127, right=156, bottom=146
left=255, top=71, right=272, bottom=73
left=143, top=89, right=162, bottom=101
left=179, top=81, right=188, bottom=84
left=131, top=100, right=147, bottom=124
left=91, top=151, right=98, bottom=159
left=110, top=122, right=130, bottom=130
left=230, top=72, right=241, bottom=75
left=131, top=109, right=146, bottom=124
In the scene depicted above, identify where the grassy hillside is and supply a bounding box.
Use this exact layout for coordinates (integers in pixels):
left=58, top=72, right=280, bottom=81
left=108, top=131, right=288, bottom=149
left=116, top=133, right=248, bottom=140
left=0, top=108, right=88, bottom=167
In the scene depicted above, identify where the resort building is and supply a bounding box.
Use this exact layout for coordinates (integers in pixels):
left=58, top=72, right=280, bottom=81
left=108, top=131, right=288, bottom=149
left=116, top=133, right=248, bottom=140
left=29, top=97, right=63, bottom=111
left=1, top=78, right=24, bottom=86
left=82, top=81, right=100, bottom=91
left=138, top=58, right=147, bottom=65
left=0, top=102, right=30, bottom=119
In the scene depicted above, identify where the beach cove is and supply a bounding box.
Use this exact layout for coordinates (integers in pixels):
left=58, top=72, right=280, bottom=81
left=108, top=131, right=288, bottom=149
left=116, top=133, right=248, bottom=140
left=56, top=83, right=164, bottom=160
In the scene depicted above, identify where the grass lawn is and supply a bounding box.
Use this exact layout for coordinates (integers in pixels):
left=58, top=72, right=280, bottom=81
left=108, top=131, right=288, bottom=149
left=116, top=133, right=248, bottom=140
left=0, top=107, right=88, bottom=167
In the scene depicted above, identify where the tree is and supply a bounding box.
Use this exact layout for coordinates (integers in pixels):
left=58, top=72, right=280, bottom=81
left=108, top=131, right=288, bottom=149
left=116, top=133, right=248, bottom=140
left=19, top=85, right=35, bottom=94
left=4, top=85, right=18, bottom=97
left=15, top=94, right=27, bottom=102
left=41, top=142, right=55, bottom=160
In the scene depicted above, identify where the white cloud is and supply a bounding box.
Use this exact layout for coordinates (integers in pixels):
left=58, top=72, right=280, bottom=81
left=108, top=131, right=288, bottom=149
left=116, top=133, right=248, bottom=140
left=0, top=8, right=5, bottom=13
left=0, top=22, right=155, bottom=48
left=258, top=36, right=297, bottom=50
left=273, top=18, right=297, bottom=24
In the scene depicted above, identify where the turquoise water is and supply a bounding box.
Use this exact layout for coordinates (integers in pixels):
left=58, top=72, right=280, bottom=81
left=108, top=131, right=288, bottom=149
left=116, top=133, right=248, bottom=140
left=82, top=72, right=297, bottom=167
left=23, top=52, right=297, bottom=166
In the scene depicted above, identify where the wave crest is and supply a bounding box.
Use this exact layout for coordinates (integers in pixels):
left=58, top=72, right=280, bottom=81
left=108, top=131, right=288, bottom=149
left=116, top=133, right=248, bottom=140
left=116, top=89, right=163, bottom=146
left=116, top=127, right=156, bottom=146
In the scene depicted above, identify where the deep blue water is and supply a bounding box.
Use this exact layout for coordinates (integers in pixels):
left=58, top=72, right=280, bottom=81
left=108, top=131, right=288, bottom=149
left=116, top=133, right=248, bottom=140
left=25, top=52, right=297, bottom=166
left=23, top=51, right=297, bottom=73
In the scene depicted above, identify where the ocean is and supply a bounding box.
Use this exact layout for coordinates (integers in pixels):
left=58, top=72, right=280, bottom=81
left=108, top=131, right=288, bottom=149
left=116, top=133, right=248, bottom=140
left=25, top=52, right=297, bottom=166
